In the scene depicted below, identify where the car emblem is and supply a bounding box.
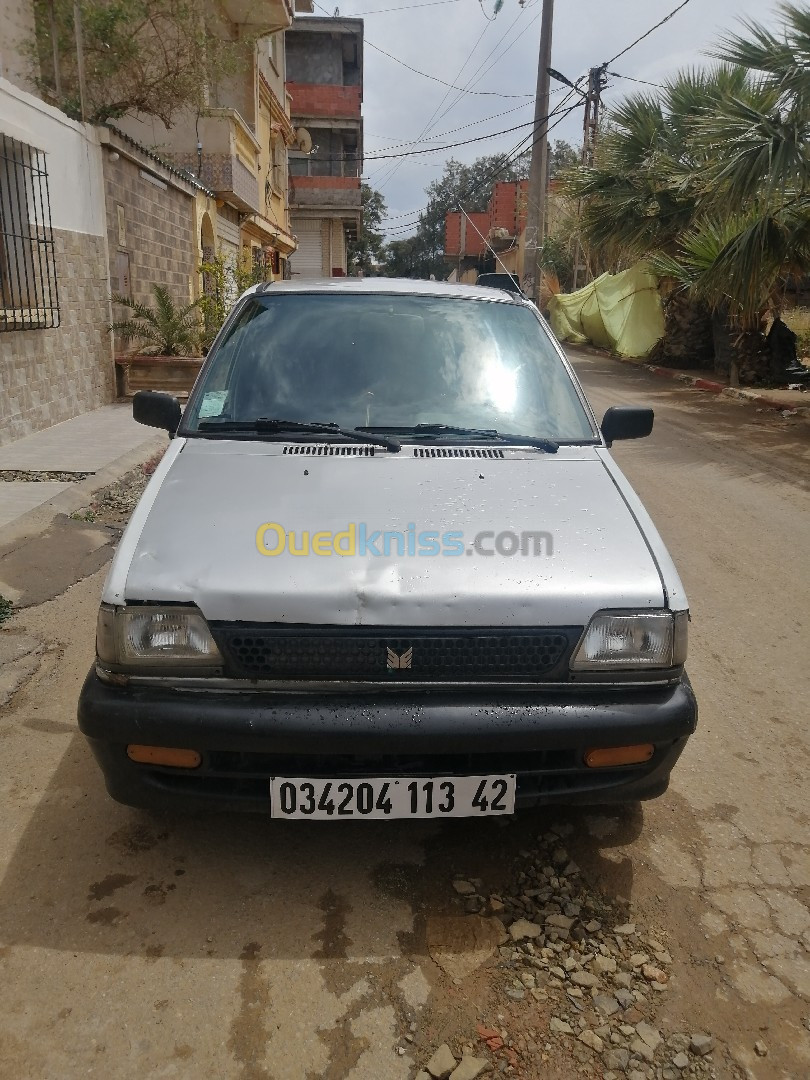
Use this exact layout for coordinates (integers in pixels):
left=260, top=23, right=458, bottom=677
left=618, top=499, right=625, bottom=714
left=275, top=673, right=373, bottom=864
left=386, top=646, right=413, bottom=670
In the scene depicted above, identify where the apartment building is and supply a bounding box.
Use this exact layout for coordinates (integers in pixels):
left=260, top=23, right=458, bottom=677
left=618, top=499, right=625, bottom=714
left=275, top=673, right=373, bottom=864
left=118, top=0, right=312, bottom=282
left=285, top=17, right=363, bottom=278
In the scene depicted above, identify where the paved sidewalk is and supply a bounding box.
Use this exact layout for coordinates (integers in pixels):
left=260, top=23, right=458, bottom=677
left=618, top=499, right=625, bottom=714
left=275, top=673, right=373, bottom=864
left=0, top=405, right=164, bottom=534
left=566, top=344, right=810, bottom=419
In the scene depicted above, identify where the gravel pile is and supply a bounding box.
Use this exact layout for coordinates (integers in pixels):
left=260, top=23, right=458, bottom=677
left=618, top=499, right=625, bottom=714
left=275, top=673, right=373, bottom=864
left=425, top=823, right=721, bottom=1080
left=0, top=470, right=91, bottom=483
left=85, top=451, right=165, bottom=524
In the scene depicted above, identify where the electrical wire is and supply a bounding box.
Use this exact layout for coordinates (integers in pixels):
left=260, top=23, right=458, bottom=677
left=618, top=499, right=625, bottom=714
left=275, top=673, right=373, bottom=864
left=342, top=0, right=462, bottom=14
left=606, top=71, right=665, bottom=89
left=371, top=18, right=495, bottom=189
left=363, top=40, right=535, bottom=97
left=604, top=0, right=693, bottom=66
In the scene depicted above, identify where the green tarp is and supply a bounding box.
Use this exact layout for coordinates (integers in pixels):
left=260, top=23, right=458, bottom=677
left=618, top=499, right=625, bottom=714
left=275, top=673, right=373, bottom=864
left=548, top=263, right=665, bottom=358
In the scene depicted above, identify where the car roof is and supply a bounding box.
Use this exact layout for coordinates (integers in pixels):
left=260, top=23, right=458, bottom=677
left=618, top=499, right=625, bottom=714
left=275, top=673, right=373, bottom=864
left=244, top=277, right=530, bottom=304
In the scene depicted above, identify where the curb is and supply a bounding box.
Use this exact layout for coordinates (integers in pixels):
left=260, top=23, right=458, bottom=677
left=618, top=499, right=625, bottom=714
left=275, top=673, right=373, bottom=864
left=568, top=344, right=810, bottom=420
left=0, top=432, right=167, bottom=552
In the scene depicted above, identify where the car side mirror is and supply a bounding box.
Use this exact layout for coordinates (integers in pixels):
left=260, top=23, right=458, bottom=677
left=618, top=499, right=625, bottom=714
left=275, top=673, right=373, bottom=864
left=601, top=406, right=654, bottom=447
left=133, top=391, right=181, bottom=434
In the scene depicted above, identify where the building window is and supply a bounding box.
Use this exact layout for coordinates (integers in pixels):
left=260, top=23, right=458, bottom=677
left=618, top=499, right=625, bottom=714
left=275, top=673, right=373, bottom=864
left=0, top=134, right=59, bottom=332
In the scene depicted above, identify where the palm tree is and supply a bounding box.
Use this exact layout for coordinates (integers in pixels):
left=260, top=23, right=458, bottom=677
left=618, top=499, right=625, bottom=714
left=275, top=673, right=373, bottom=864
left=566, top=4, right=810, bottom=383
left=112, top=284, right=202, bottom=356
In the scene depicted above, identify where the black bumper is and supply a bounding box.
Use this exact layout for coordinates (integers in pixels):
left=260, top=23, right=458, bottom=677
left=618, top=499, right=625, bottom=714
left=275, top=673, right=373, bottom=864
left=78, top=671, right=698, bottom=814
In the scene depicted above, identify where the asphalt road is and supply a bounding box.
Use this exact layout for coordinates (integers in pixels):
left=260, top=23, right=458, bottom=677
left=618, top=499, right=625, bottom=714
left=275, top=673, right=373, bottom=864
left=0, top=352, right=808, bottom=1079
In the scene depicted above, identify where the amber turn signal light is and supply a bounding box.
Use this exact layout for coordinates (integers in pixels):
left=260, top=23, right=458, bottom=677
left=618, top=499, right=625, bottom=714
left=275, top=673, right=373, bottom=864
left=584, top=744, right=654, bottom=768
left=127, top=745, right=202, bottom=768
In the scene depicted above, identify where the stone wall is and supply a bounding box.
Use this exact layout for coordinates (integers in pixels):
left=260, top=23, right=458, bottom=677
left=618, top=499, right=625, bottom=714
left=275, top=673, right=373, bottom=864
left=0, top=229, right=113, bottom=445
left=103, top=152, right=198, bottom=313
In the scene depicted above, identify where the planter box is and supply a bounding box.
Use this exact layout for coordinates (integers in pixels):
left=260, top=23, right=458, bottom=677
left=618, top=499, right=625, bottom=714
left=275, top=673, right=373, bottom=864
left=115, top=355, right=204, bottom=399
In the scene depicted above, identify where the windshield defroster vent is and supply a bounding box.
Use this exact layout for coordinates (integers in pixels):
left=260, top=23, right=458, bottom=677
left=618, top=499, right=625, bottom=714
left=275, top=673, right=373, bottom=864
left=282, top=444, right=376, bottom=456
left=413, top=447, right=504, bottom=459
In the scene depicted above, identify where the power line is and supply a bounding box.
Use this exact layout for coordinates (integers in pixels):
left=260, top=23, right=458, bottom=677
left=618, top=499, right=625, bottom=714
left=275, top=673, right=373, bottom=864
left=372, top=18, right=494, bottom=189
left=364, top=100, right=534, bottom=154
left=363, top=39, right=532, bottom=97
left=607, top=70, right=665, bottom=89
left=604, top=0, right=693, bottom=66
left=343, top=0, right=462, bottom=13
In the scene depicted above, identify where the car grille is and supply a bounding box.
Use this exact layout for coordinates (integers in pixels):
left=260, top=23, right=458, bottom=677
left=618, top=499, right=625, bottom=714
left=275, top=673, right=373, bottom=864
left=210, top=625, right=580, bottom=681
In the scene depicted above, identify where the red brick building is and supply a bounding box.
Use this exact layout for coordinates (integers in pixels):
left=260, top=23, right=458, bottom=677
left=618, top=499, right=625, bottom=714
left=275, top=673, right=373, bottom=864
left=444, top=180, right=528, bottom=280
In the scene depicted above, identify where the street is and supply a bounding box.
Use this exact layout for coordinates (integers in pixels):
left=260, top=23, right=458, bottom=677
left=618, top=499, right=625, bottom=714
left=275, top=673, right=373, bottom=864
left=0, top=352, right=808, bottom=1079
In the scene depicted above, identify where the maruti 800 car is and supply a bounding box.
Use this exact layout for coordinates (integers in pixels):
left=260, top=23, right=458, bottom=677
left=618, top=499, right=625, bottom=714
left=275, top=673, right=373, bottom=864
left=78, top=279, right=696, bottom=820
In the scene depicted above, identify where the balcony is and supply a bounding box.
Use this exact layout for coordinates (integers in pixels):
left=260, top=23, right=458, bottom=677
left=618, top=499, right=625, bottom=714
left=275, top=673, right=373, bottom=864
left=168, top=110, right=261, bottom=214
left=287, top=83, right=362, bottom=121
left=218, top=0, right=300, bottom=33
left=289, top=175, right=361, bottom=211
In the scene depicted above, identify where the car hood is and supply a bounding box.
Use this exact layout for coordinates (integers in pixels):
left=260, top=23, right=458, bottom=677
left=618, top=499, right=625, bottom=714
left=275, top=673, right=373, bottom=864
left=115, top=439, right=666, bottom=625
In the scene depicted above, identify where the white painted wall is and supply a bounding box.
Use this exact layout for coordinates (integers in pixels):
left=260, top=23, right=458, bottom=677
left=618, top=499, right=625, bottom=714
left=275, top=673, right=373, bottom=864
left=0, top=76, right=106, bottom=236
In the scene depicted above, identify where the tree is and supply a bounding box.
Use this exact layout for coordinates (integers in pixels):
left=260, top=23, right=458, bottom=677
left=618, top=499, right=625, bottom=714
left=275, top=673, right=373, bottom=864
left=30, top=0, right=248, bottom=125
left=112, top=284, right=202, bottom=355
left=565, top=3, right=810, bottom=383
left=548, top=139, right=578, bottom=179
left=348, top=185, right=388, bottom=275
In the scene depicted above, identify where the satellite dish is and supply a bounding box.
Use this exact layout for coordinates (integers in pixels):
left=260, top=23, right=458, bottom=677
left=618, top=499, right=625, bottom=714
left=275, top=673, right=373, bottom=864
left=295, top=127, right=313, bottom=154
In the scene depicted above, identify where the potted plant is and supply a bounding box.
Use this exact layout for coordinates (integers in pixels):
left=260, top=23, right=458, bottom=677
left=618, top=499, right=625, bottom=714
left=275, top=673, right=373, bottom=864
left=111, top=284, right=205, bottom=398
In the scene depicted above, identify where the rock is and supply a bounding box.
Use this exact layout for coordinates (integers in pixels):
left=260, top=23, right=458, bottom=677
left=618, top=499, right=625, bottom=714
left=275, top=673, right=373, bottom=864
left=449, top=1056, right=489, bottom=1080
left=689, top=1033, right=715, bottom=1057
left=416, top=1073, right=432, bottom=1080
left=426, top=916, right=508, bottom=983
left=545, top=913, right=576, bottom=930
left=655, top=950, right=673, bottom=965
left=629, top=953, right=649, bottom=968
left=630, top=1037, right=654, bottom=1063
left=489, top=898, right=505, bottom=915
left=578, top=1030, right=604, bottom=1052
left=754, top=1040, right=768, bottom=1057
left=614, top=923, right=636, bottom=936
left=509, top=919, right=544, bottom=942
left=426, top=1044, right=458, bottom=1079
left=635, top=1022, right=662, bottom=1051
left=614, top=973, right=633, bottom=989
left=672, top=1052, right=689, bottom=1070
left=603, top=1048, right=630, bottom=1070
left=642, top=964, right=668, bottom=983
left=592, top=955, right=617, bottom=975
left=585, top=920, right=602, bottom=933
left=615, top=989, right=634, bottom=1009
left=570, top=971, right=599, bottom=988
left=593, top=994, right=620, bottom=1017
left=505, top=988, right=525, bottom=1001
left=549, top=1018, right=573, bottom=1035
left=453, top=880, right=476, bottom=895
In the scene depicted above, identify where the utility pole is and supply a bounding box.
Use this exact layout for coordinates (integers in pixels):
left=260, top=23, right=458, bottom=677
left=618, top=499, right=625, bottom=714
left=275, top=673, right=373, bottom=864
left=523, top=0, right=554, bottom=305
left=571, top=64, right=606, bottom=291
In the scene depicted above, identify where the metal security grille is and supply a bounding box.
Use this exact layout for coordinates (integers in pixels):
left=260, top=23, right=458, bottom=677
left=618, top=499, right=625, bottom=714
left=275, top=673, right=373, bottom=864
left=0, top=134, right=59, bottom=331
left=211, top=625, right=580, bottom=681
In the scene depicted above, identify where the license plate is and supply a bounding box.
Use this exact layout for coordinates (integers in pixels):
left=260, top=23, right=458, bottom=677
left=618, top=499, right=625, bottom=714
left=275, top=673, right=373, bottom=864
left=269, top=775, right=516, bottom=820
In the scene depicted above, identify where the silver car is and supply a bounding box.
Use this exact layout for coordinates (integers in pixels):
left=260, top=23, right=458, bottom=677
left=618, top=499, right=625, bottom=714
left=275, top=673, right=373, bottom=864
left=79, top=279, right=696, bottom=819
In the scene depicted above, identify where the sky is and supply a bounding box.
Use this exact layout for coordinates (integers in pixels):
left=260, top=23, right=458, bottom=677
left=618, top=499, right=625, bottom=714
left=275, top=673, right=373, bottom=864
left=302, top=0, right=786, bottom=238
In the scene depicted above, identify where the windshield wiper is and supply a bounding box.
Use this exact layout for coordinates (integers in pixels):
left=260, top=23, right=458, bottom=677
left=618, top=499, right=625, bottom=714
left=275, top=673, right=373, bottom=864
left=196, top=418, right=400, bottom=452
left=359, top=424, right=558, bottom=453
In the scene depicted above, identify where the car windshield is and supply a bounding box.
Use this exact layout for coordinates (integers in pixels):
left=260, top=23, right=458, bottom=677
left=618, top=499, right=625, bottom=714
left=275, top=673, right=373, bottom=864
left=182, top=292, right=597, bottom=442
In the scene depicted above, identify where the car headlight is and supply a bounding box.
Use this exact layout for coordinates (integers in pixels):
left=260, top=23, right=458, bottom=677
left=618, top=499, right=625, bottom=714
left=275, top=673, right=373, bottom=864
left=571, top=610, right=688, bottom=671
left=96, top=604, right=222, bottom=671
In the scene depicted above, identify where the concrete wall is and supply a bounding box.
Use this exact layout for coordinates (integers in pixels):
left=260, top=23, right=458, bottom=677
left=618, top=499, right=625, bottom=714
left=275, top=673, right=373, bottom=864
left=286, top=32, right=343, bottom=85
left=0, top=77, right=113, bottom=446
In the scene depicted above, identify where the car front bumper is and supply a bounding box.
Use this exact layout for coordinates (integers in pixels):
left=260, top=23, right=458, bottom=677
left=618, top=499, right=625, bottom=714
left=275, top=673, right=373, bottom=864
left=78, top=671, right=698, bottom=814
